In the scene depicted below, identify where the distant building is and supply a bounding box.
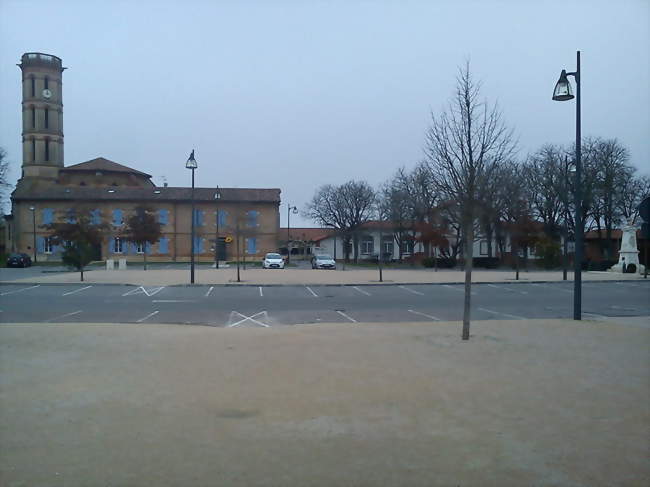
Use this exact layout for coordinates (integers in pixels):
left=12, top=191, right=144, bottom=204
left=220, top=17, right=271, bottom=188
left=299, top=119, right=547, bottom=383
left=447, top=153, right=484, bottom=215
left=5, top=53, right=281, bottom=261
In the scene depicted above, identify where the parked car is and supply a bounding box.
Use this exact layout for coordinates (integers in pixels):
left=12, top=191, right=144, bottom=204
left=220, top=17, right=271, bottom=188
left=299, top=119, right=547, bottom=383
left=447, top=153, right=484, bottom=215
left=311, top=254, right=336, bottom=270
left=263, top=253, right=285, bottom=269
left=6, top=253, right=32, bottom=268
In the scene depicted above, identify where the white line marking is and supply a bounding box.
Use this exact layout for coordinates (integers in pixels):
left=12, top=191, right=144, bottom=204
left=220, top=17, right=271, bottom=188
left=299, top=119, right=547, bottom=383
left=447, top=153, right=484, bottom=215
left=306, top=286, right=318, bottom=297
left=487, top=284, right=527, bottom=295
left=137, top=310, right=159, bottom=323
left=399, top=285, right=424, bottom=296
left=478, top=307, right=526, bottom=320
left=407, top=309, right=441, bottom=321
left=336, top=310, right=357, bottom=323
left=353, top=286, right=371, bottom=296
left=442, top=284, right=476, bottom=295
left=62, top=285, right=92, bottom=296
left=1, top=285, right=40, bottom=296
left=583, top=312, right=608, bottom=320
left=227, top=311, right=270, bottom=328
left=122, top=286, right=165, bottom=297
left=152, top=300, right=195, bottom=303
left=205, top=286, right=214, bottom=297
left=259, top=286, right=264, bottom=297
left=615, top=282, right=645, bottom=289
left=46, top=310, right=82, bottom=322
left=531, top=283, right=572, bottom=294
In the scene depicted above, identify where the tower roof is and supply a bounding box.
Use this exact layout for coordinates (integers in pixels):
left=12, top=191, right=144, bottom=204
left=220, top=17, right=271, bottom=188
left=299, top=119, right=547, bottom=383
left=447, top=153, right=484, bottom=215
left=60, top=157, right=152, bottom=178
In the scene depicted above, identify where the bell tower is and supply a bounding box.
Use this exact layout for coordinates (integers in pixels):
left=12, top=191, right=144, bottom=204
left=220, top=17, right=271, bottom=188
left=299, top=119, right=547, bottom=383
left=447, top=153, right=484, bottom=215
left=18, top=52, right=65, bottom=180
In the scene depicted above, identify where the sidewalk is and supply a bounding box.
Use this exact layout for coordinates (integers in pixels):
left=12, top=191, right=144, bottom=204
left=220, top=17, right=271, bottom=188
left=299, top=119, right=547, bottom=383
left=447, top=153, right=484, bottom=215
left=1, top=265, right=647, bottom=286
left=1, top=317, right=647, bottom=486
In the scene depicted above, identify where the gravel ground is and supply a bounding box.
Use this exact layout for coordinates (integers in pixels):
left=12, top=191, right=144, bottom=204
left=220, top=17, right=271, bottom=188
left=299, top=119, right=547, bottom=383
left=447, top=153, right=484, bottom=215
left=0, top=317, right=648, bottom=486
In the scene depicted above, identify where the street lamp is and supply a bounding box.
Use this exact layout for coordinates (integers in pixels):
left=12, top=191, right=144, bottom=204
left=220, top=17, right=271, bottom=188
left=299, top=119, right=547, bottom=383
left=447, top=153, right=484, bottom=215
left=562, top=156, right=576, bottom=281
left=287, top=204, right=298, bottom=265
left=553, top=51, right=582, bottom=320
left=214, top=187, right=221, bottom=269
left=186, top=150, right=198, bottom=284
left=29, top=206, right=37, bottom=263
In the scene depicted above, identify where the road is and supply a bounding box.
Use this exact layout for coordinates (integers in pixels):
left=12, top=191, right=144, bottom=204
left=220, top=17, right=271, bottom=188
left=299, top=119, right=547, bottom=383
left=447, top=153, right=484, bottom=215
left=1, top=280, right=648, bottom=326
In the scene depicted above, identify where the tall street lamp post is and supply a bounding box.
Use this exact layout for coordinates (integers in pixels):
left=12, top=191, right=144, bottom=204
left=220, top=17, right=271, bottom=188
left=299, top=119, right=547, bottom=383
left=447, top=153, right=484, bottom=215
left=29, top=206, right=37, bottom=263
left=287, top=204, right=297, bottom=265
left=214, top=188, right=221, bottom=269
left=553, top=50, right=582, bottom=320
left=186, top=150, right=198, bottom=284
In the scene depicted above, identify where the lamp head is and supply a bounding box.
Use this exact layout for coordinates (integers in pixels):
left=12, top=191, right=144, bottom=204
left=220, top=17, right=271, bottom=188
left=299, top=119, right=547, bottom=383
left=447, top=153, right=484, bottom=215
left=291, top=206, right=298, bottom=215
left=186, top=150, right=198, bottom=169
left=552, top=70, right=574, bottom=101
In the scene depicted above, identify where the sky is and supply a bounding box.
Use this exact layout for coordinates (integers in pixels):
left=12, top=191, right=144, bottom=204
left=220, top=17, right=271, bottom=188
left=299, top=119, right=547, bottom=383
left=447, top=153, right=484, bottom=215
left=1, top=0, right=648, bottom=226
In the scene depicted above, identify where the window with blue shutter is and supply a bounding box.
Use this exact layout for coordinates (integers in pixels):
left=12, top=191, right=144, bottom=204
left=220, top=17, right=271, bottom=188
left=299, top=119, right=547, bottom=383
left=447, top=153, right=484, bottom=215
left=193, top=236, right=204, bottom=253
left=246, top=237, right=257, bottom=254
left=159, top=237, right=168, bottom=254
left=193, top=209, right=204, bottom=227
left=159, top=209, right=169, bottom=225
left=112, top=209, right=123, bottom=226
left=145, top=242, right=151, bottom=254
left=66, top=209, right=76, bottom=223
left=246, top=210, right=258, bottom=227
left=90, top=209, right=101, bottom=225
left=37, top=236, right=45, bottom=253
left=217, top=210, right=227, bottom=227
left=42, top=208, right=54, bottom=225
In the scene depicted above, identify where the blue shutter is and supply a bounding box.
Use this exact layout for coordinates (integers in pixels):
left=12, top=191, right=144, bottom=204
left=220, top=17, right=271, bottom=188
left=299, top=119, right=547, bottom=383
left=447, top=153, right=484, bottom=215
left=199, top=210, right=205, bottom=226
left=193, top=236, right=204, bottom=253
left=91, top=209, right=101, bottom=225
left=110, top=237, right=116, bottom=254
left=217, top=210, right=227, bottom=227
left=199, top=238, right=204, bottom=253
left=247, top=210, right=258, bottom=227
left=159, top=237, right=168, bottom=254
left=37, top=236, right=45, bottom=253
left=66, top=209, right=76, bottom=223
left=247, top=237, right=257, bottom=254
left=113, top=209, right=123, bottom=226
left=145, top=242, right=151, bottom=254
left=42, top=208, right=54, bottom=225
left=159, top=209, right=168, bottom=225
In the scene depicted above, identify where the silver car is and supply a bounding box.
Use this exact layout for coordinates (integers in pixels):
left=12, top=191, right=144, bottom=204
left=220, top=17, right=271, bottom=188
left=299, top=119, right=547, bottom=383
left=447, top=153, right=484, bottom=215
left=263, top=253, right=285, bottom=269
left=311, top=254, right=336, bottom=270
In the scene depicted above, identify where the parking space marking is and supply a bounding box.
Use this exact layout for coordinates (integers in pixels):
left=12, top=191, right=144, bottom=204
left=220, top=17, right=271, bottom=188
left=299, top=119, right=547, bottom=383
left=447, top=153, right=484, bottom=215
left=407, top=309, right=441, bottom=321
left=336, top=310, right=357, bottom=323
left=583, top=312, right=608, bottom=320
left=122, top=286, right=165, bottom=297
left=478, top=307, right=526, bottom=320
left=1, top=285, right=40, bottom=296
left=442, top=284, right=476, bottom=295
left=46, top=310, right=83, bottom=322
left=305, top=286, right=318, bottom=297
left=615, top=282, right=646, bottom=289
left=259, top=286, right=264, bottom=297
left=137, top=310, right=159, bottom=323
left=227, top=310, right=270, bottom=328
left=353, top=286, right=371, bottom=296
left=62, top=285, right=92, bottom=296
left=205, top=286, right=214, bottom=297
left=487, top=284, right=527, bottom=295
left=399, top=285, right=424, bottom=296
left=531, top=283, right=572, bottom=294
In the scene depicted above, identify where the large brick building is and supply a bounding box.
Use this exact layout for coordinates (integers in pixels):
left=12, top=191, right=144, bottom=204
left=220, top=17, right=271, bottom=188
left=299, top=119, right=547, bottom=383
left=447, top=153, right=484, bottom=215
left=5, top=53, right=281, bottom=262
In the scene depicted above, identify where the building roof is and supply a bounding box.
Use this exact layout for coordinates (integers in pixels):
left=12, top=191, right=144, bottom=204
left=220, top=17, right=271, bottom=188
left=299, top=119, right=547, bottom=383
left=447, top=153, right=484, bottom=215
left=12, top=185, right=281, bottom=203
left=60, top=157, right=152, bottom=178
left=280, top=227, right=336, bottom=242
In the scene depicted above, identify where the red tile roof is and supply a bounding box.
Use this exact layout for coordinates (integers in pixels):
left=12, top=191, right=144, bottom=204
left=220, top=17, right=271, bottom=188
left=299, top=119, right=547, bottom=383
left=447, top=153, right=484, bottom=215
left=60, top=157, right=152, bottom=178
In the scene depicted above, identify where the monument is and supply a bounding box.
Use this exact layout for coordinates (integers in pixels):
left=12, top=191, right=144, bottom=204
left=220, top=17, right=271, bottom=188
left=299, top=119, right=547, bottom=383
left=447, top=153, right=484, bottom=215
left=608, top=219, right=645, bottom=274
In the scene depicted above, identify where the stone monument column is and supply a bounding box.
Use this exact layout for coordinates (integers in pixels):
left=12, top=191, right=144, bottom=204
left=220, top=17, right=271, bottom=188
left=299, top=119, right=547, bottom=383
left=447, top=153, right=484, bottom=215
left=608, top=219, right=645, bottom=274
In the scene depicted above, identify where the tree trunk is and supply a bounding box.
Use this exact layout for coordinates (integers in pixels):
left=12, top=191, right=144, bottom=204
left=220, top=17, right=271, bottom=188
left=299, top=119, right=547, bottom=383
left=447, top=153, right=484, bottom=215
left=236, top=233, right=241, bottom=282
left=462, top=219, right=473, bottom=340
left=143, top=243, right=147, bottom=271
left=80, top=266, right=84, bottom=282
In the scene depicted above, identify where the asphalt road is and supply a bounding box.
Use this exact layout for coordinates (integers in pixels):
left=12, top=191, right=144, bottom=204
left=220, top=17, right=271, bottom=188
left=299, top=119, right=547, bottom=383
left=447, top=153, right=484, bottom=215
left=1, top=280, right=648, bottom=326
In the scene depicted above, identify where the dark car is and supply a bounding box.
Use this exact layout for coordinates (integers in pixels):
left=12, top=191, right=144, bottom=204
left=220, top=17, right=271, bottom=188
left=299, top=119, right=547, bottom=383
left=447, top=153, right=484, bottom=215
left=6, top=253, right=32, bottom=268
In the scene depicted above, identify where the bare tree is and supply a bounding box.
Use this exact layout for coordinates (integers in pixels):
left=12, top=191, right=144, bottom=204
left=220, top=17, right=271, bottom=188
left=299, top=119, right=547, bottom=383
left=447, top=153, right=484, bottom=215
left=0, top=148, right=11, bottom=212
left=305, top=180, right=375, bottom=263
left=424, top=62, right=517, bottom=340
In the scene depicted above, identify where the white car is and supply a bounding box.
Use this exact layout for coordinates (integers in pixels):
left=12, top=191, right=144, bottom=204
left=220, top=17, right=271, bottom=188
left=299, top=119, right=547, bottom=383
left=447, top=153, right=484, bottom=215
left=311, top=254, right=336, bottom=270
left=263, top=253, right=285, bottom=269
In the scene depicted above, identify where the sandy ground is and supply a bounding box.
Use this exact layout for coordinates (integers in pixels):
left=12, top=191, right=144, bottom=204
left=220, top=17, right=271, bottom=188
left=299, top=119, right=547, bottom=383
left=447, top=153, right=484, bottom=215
left=1, top=266, right=647, bottom=286
left=0, top=317, right=648, bottom=486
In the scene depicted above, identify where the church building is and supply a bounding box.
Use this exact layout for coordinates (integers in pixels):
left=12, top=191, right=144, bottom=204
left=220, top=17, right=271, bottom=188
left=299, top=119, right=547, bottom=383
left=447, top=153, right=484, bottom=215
left=5, top=53, right=281, bottom=262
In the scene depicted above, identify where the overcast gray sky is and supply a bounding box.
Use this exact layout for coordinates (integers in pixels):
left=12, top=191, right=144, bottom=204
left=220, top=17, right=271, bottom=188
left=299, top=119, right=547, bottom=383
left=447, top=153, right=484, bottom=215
left=1, top=0, right=648, bottom=226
